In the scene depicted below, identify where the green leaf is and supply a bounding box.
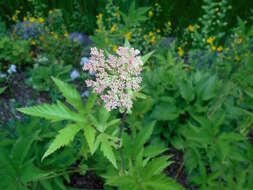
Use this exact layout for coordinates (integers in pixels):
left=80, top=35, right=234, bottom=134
left=0, top=86, right=6, bottom=94
left=81, top=92, right=97, bottom=115
left=83, top=125, right=96, bottom=154
left=134, top=121, right=155, bottom=154
left=100, top=134, right=118, bottom=169
left=18, top=101, right=85, bottom=123
left=179, top=80, right=195, bottom=102
left=124, top=39, right=131, bottom=48
left=151, top=103, right=179, bottom=121
left=52, top=77, right=83, bottom=110
left=141, top=51, right=154, bottom=64
left=42, top=124, right=82, bottom=160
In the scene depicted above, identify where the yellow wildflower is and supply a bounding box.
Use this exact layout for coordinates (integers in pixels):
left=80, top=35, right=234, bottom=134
left=156, top=28, right=161, bottom=33
left=178, top=47, right=184, bottom=57
left=113, top=45, right=118, bottom=52
left=29, top=17, right=36, bottom=23
left=168, top=21, right=172, bottom=27
left=217, top=46, right=223, bottom=52
left=54, top=34, right=58, bottom=39
left=207, top=37, right=215, bottom=44
left=151, top=36, right=156, bottom=45
left=149, top=31, right=153, bottom=36
left=16, top=10, right=21, bottom=14
left=114, top=12, right=120, bottom=18
left=149, top=11, right=153, bottom=17
left=12, top=15, right=16, bottom=21
left=23, top=17, right=27, bottom=21
left=110, top=24, right=117, bottom=32
left=38, top=17, right=44, bottom=23
left=64, top=31, right=69, bottom=37
left=235, top=56, right=240, bottom=62
left=125, top=32, right=131, bottom=40
left=97, top=13, right=103, bottom=20
left=31, top=40, right=36, bottom=45
left=211, top=45, right=216, bottom=51
left=188, top=25, right=194, bottom=32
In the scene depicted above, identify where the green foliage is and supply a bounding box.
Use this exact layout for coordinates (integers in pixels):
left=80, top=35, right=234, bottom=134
left=104, top=121, right=184, bottom=190
left=18, top=77, right=120, bottom=169
left=0, top=119, right=78, bottom=190
left=0, top=36, right=32, bottom=71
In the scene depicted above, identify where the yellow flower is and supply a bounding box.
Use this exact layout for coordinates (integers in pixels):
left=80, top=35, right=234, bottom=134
left=64, top=31, right=69, bottom=37
left=16, top=10, right=21, bottom=14
left=148, top=11, right=153, bottom=17
left=29, top=17, right=36, bottom=23
left=54, top=34, right=58, bottom=39
left=23, top=17, right=27, bottom=21
left=110, top=24, right=117, bottom=32
left=96, top=28, right=101, bottom=33
left=31, top=40, right=36, bottom=45
left=125, top=32, right=131, bottom=40
left=178, top=47, right=184, bottom=57
left=12, top=15, right=16, bottom=21
left=114, top=12, right=120, bottom=18
left=207, top=37, right=215, bottom=44
left=167, top=21, right=172, bottom=27
left=217, top=46, right=223, bottom=52
left=50, top=31, right=54, bottom=35
left=235, top=56, right=240, bottom=62
left=156, top=28, right=161, bottom=33
left=113, top=45, right=118, bottom=52
left=38, top=17, right=44, bottom=23
left=151, top=36, right=156, bottom=45
left=211, top=45, right=216, bottom=51
left=235, top=37, right=243, bottom=44
left=188, top=25, right=194, bottom=32
left=149, top=31, right=153, bottom=36
left=97, top=13, right=103, bottom=20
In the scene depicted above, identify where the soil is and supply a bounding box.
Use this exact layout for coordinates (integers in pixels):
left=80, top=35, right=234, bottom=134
left=69, top=172, right=104, bottom=190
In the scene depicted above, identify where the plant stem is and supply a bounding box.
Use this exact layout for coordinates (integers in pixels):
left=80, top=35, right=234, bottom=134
left=119, top=110, right=127, bottom=173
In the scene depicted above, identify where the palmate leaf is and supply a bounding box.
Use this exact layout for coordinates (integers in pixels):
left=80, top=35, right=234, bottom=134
left=100, top=134, right=118, bottom=169
left=17, top=101, right=85, bottom=123
left=52, top=77, right=83, bottom=111
left=42, top=124, right=82, bottom=160
left=83, top=125, right=96, bottom=154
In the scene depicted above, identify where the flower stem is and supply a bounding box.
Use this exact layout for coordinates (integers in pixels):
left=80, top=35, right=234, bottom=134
left=118, top=111, right=127, bottom=172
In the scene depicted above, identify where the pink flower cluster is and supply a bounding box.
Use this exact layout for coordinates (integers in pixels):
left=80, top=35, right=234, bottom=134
left=83, top=47, right=143, bottom=112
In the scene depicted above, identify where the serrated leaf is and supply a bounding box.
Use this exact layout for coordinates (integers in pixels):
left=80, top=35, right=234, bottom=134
left=42, top=124, right=82, bottom=160
left=141, top=51, right=154, bottom=64
left=52, top=77, right=83, bottom=110
left=100, top=134, right=117, bottom=169
left=18, top=101, right=85, bottom=123
left=83, top=125, right=96, bottom=154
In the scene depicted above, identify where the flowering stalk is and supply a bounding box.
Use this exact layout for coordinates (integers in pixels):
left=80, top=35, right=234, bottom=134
left=83, top=46, right=143, bottom=113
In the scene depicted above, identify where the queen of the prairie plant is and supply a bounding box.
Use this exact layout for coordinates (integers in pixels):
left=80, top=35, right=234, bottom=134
left=83, top=47, right=143, bottom=112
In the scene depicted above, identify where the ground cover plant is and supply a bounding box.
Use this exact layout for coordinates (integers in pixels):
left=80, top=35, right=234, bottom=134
left=0, top=1, right=253, bottom=190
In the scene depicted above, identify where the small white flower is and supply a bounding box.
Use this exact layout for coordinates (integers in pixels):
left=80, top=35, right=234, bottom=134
left=70, top=69, right=80, bottom=80
left=0, top=73, right=7, bottom=78
left=7, top=64, right=17, bottom=74
left=80, top=57, right=89, bottom=66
